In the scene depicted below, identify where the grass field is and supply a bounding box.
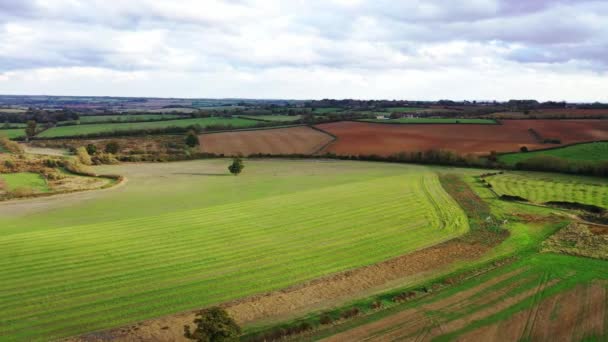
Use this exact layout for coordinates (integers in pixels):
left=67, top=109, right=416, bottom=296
left=499, top=142, right=608, bottom=166
left=360, top=118, right=497, bottom=124
left=312, top=107, right=343, bottom=114
left=0, top=172, right=49, bottom=192
left=0, top=128, right=26, bottom=139
left=486, top=172, right=608, bottom=209
left=383, top=107, right=429, bottom=113
left=78, top=114, right=183, bottom=123
left=0, top=160, right=469, bottom=341
left=240, top=115, right=301, bottom=122
left=37, top=117, right=259, bottom=138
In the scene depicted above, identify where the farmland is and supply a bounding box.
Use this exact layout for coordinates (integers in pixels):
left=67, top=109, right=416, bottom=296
left=317, top=120, right=608, bottom=156
left=240, top=115, right=302, bottom=122
left=360, top=118, right=497, bottom=124
left=0, top=160, right=468, bottom=341
left=0, top=128, right=26, bottom=139
left=0, top=172, right=49, bottom=193
left=486, top=172, right=608, bottom=209
left=200, top=126, right=334, bottom=156
left=499, top=142, right=608, bottom=166
left=37, top=117, right=259, bottom=138
left=316, top=254, right=608, bottom=341
left=77, top=114, right=183, bottom=123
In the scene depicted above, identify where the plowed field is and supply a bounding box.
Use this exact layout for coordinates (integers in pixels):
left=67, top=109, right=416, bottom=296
left=200, top=126, right=333, bottom=156
left=316, top=120, right=608, bottom=156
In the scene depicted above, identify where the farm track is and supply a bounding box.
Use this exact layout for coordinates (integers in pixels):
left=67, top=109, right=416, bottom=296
left=0, top=163, right=468, bottom=341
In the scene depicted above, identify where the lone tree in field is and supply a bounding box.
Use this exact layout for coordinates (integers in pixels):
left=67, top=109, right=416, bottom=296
left=185, top=130, right=200, bottom=148
left=184, top=307, right=241, bottom=342
left=25, top=120, right=37, bottom=142
left=228, top=157, right=244, bottom=176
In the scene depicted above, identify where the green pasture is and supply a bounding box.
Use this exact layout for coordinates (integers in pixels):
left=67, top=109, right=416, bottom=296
left=312, top=107, right=343, bottom=114
left=486, top=172, right=608, bottom=209
left=37, top=117, right=259, bottom=138
left=0, top=128, right=26, bottom=139
left=360, top=118, right=497, bottom=124
left=78, top=114, right=183, bottom=123
left=0, top=172, right=49, bottom=192
left=499, top=142, right=608, bottom=166
left=0, top=160, right=469, bottom=341
left=241, top=115, right=302, bottom=122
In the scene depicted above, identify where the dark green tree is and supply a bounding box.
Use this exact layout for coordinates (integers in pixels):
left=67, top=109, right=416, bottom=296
left=105, top=141, right=120, bottom=154
left=25, top=120, right=37, bottom=142
left=184, top=307, right=241, bottom=342
left=228, top=157, right=244, bottom=176
left=185, top=131, right=200, bottom=148
left=86, top=144, right=98, bottom=155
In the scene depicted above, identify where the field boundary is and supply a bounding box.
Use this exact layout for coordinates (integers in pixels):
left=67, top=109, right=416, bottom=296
left=308, top=125, right=338, bottom=155
left=198, top=124, right=305, bottom=135
left=496, top=139, right=608, bottom=158
left=353, top=119, right=500, bottom=126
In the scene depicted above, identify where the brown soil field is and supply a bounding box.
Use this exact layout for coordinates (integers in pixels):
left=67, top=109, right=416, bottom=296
left=490, top=108, right=608, bottom=119
left=316, top=120, right=608, bottom=156
left=199, top=126, right=334, bottom=156
left=322, top=274, right=564, bottom=342
left=457, top=282, right=606, bottom=342
left=69, top=238, right=494, bottom=342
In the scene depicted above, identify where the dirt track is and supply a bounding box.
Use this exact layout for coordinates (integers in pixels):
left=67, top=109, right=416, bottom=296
left=200, top=126, right=334, bottom=156
left=316, top=120, right=608, bottom=156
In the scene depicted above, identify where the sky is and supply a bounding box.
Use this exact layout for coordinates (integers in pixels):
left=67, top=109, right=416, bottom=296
left=0, top=0, right=607, bottom=101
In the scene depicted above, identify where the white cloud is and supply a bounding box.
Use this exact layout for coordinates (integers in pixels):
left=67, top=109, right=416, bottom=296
left=0, top=0, right=606, bottom=100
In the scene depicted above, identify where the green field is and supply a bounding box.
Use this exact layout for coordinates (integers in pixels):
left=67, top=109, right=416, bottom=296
left=0, top=172, right=49, bottom=192
left=78, top=114, right=183, bottom=123
left=241, top=115, right=301, bottom=122
left=37, top=117, right=259, bottom=138
left=0, top=160, right=469, bottom=341
left=0, top=128, right=26, bottom=139
left=499, top=142, right=608, bottom=166
left=312, top=107, right=343, bottom=114
left=383, top=107, right=429, bottom=113
left=360, top=118, right=497, bottom=124
left=486, top=172, right=608, bottom=208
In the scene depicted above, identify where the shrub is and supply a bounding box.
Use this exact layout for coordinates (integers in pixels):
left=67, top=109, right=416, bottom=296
left=520, top=146, right=528, bottom=152
left=185, top=131, right=200, bottom=148
left=184, top=307, right=240, bottom=342
left=75, top=146, right=93, bottom=165
left=319, top=314, right=333, bottom=325
left=86, top=144, right=97, bottom=155
left=340, top=307, right=360, bottom=319
left=228, top=157, right=244, bottom=176
left=0, top=137, right=24, bottom=154
left=105, top=141, right=121, bottom=154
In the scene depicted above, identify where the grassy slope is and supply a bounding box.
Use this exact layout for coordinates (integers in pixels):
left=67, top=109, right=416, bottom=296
left=486, top=171, right=608, bottom=209
left=78, top=114, right=183, bottom=123
left=37, top=118, right=259, bottom=138
left=499, top=142, right=608, bottom=166
left=0, top=160, right=468, bottom=341
left=360, top=118, right=497, bottom=124
left=0, top=172, right=49, bottom=192
left=0, top=128, right=26, bottom=139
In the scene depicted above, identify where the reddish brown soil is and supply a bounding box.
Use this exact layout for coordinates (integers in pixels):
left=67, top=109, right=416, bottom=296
left=200, top=126, right=334, bottom=156
left=316, top=120, right=608, bottom=156
left=70, top=239, right=492, bottom=342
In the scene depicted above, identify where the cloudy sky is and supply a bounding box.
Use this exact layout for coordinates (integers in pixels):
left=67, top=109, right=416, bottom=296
left=0, top=0, right=607, bottom=101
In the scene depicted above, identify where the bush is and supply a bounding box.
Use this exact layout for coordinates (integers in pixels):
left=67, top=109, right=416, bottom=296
left=105, top=141, right=121, bottom=154
left=520, top=146, right=528, bottom=152
left=184, top=307, right=240, bottom=342
left=86, top=144, right=98, bottom=155
left=319, top=314, right=333, bottom=325
left=75, top=146, right=93, bottom=165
